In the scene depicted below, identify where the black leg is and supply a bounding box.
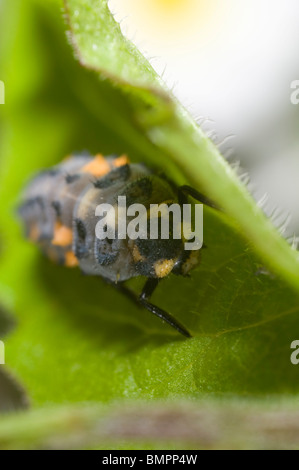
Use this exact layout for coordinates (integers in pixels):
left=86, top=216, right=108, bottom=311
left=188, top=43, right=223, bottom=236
left=139, top=278, right=159, bottom=300
left=105, top=278, right=192, bottom=338
left=139, top=278, right=192, bottom=338
left=178, top=185, right=219, bottom=210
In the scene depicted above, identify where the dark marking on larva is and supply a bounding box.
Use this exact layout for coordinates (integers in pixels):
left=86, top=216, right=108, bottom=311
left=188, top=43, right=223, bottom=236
left=134, top=260, right=155, bottom=277
left=51, top=200, right=62, bottom=217
left=47, top=168, right=61, bottom=176
left=75, top=218, right=87, bottom=240
left=93, top=164, right=131, bottom=189
left=95, top=238, right=119, bottom=266
left=18, top=196, right=47, bottom=223
left=122, top=177, right=153, bottom=206
left=74, top=218, right=88, bottom=259
left=65, top=173, right=81, bottom=184
left=135, top=237, right=182, bottom=263
left=22, top=196, right=45, bottom=211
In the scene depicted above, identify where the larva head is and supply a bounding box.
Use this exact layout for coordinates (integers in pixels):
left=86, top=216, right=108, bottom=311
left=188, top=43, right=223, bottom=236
left=129, top=227, right=201, bottom=279
left=122, top=176, right=202, bottom=279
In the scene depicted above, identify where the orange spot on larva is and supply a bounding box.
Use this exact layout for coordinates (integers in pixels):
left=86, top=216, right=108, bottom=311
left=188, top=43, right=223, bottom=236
left=154, top=259, right=176, bottom=278
left=52, top=221, right=73, bottom=247
left=81, top=154, right=111, bottom=177
left=65, top=251, right=79, bottom=268
left=113, top=155, right=130, bottom=168
left=132, top=244, right=145, bottom=262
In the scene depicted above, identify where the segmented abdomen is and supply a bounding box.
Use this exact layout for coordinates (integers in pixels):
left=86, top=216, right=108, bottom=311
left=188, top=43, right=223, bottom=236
left=18, top=154, right=146, bottom=279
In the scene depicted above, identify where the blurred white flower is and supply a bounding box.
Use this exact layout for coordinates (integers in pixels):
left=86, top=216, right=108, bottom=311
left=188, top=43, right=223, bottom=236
left=109, top=0, right=299, bottom=234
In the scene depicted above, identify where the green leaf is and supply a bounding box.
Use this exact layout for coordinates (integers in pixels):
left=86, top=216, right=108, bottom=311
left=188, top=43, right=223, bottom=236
left=63, top=0, right=160, bottom=87
left=0, top=0, right=299, bottom=449
left=0, top=303, right=15, bottom=338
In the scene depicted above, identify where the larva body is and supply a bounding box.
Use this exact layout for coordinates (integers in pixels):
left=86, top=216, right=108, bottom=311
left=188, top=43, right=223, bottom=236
left=18, top=154, right=193, bottom=283
left=19, top=153, right=209, bottom=337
